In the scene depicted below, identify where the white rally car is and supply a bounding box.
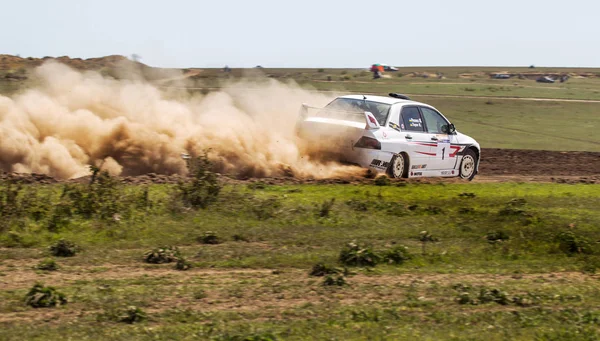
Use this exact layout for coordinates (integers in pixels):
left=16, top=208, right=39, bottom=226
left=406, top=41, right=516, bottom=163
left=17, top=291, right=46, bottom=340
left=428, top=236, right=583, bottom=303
left=297, top=94, right=480, bottom=180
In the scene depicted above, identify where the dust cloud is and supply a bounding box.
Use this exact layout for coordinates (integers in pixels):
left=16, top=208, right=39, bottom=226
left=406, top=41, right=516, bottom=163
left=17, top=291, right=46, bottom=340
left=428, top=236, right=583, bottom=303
left=0, top=62, right=363, bottom=179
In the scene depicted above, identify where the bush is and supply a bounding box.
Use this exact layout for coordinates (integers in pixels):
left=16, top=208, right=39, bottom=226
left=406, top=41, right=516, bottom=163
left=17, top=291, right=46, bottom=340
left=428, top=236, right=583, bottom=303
left=25, top=283, right=67, bottom=308
left=383, top=245, right=411, bottom=264
left=198, top=231, right=221, bottom=244
left=486, top=231, right=510, bottom=244
left=374, top=175, right=390, bottom=186
left=419, top=231, right=438, bottom=243
left=309, top=263, right=341, bottom=277
left=455, top=287, right=509, bottom=305
left=232, top=234, right=250, bottom=242
left=62, top=167, right=123, bottom=220
left=323, top=275, right=347, bottom=286
left=247, top=181, right=267, bottom=190
left=345, top=199, right=369, bottom=212
left=49, top=239, right=79, bottom=257
left=339, top=242, right=380, bottom=267
left=46, top=202, right=72, bottom=232
left=36, top=258, right=58, bottom=271
left=117, top=306, right=146, bottom=324
left=580, top=256, right=600, bottom=274
left=175, top=258, right=192, bottom=271
left=555, top=231, right=593, bottom=255
left=252, top=197, right=282, bottom=220
left=458, top=207, right=475, bottom=214
left=317, top=198, right=335, bottom=218
left=177, top=154, right=221, bottom=209
left=144, top=246, right=181, bottom=264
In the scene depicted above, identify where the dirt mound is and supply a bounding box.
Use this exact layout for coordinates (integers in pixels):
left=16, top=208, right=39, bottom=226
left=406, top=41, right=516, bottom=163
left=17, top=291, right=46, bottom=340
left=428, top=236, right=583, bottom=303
left=0, top=171, right=57, bottom=184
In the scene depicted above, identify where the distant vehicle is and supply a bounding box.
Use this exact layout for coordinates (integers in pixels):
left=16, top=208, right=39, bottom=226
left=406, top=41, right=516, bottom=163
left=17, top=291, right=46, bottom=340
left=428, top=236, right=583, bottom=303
left=493, top=74, right=511, bottom=79
left=536, top=76, right=555, bottom=83
left=370, top=64, right=398, bottom=72
left=296, top=94, right=481, bottom=180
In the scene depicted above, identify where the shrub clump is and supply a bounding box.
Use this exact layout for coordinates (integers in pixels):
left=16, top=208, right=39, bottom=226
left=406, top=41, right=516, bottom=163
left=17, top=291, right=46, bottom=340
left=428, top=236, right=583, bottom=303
left=25, top=283, right=67, bottom=308
left=309, top=263, right=341, bottom=277
left=374, top=175, right=390, bottom=186
left=323, top=275, right=347, bottom=286
left=117, top=306, right=147, bottom=324
left=345, top=199, right=369, bottom=212
left=36, top=258, right=59, bottom=271
left=232, top=234, right=250, bottom=242
left=177, top=154, right=221, bottom=209
left=486, top=231, right=510, bottom=244
left=317, top=198, right=335, bottom=218
left=49, top=239, right=79, bottom=257
left=383, top=245, right=411, bottom=264
left=455, top=287, right=509, bottom=306
left=555, top=231, right=594, bottom=255
left=144, top=246, right=181, bottom=264
left=198, top=231, right=221, bottom=245
left=175, top=258, right=192, bottom=271
left=252, top=197, right=282, bottom=220
left=339, top=242, right=380, bottom=267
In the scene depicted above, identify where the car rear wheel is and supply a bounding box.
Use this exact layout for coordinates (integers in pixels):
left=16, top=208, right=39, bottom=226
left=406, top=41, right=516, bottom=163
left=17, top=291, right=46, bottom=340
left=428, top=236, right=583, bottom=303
left=388, top=153, right=408, bottom=179
left=459, top=149, right=478, bottom=181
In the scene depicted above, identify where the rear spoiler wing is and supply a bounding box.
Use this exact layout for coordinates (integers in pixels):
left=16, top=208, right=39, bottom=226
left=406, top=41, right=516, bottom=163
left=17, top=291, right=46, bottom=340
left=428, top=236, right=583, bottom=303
left=364, top=111, right=380, bottom=129
left=299, top=103, right=381, bottom=130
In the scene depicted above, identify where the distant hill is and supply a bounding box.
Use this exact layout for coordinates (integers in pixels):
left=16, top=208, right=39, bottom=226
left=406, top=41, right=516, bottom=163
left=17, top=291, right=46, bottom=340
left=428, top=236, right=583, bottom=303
left=0, top=54, right=144, bottom=71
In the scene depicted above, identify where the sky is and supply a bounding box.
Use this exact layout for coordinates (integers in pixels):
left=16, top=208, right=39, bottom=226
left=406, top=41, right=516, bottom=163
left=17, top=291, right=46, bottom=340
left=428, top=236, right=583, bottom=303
left=1, top=0, right=598, bottom=68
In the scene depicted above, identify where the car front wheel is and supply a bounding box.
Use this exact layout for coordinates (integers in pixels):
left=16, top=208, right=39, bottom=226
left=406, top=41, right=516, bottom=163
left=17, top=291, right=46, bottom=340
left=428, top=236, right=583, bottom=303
left=388, top=153, right=408, bottom=178
left=459, top=149, right=478, bottom=181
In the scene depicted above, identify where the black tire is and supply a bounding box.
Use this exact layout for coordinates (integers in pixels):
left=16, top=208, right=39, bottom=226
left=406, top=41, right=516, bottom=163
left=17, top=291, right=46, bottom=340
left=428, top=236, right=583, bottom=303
left=459, top=149, right=478, bottom=181
left=387, top=153, right=408, bottom=179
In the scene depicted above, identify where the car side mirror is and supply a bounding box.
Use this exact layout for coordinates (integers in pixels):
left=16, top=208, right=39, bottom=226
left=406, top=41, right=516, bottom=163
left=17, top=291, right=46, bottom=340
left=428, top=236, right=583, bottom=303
left=448, top=123, right=456, bottom=134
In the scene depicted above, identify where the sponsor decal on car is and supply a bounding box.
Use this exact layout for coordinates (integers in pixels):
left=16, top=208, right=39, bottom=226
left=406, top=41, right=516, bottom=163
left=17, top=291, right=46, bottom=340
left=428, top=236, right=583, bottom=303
left=370, top=159, right=389, bottom=169
left=389, top=122, right=402, bottom=132
left=441, top=170, right=455, bottom=175
left=410, top=171, right=423, bottom=176
left=408, top=118, right=422, bottom=128
left=411, top=164, right=427, bottom=169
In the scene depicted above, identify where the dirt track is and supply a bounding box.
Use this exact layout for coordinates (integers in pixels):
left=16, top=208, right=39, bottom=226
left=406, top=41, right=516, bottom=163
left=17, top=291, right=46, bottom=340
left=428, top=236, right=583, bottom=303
left=1, top=148, right=599, bottom=185
left=479, top=148, right=600, bottom=177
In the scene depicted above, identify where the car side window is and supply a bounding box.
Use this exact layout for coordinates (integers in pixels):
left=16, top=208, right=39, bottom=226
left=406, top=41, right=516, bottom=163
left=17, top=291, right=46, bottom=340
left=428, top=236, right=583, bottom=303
left=420, top=107, right=448, bottom=134
left=400, top=107, right=424, bottom=132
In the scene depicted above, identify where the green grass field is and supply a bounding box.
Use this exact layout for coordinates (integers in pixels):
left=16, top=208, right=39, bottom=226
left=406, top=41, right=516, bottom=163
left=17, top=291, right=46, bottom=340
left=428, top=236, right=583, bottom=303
left=1, top=175, right=600, bottom=340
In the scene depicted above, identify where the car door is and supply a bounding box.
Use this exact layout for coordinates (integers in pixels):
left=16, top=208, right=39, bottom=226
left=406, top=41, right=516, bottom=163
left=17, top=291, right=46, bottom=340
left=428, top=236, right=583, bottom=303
left=419, top=106, right=460, bottom=170
left=397, top=106, right=435, bottom=171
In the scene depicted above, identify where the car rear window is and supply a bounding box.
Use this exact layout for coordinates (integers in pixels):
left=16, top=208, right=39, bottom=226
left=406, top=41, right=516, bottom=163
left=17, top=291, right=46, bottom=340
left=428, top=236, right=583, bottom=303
left=319, top=98, right=391, bottom=125
left=401, top=107, right=424, bottom=131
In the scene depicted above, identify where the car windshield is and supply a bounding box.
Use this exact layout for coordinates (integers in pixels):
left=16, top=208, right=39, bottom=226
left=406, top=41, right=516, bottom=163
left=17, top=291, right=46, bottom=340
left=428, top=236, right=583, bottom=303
left=318, top=98, right=391, bottom=126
